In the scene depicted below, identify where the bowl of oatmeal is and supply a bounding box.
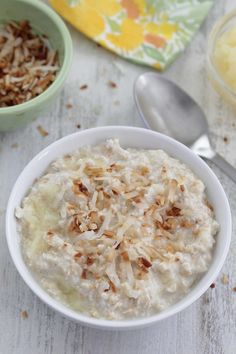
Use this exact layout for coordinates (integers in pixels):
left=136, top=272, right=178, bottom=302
left=6, top=126, right=231, bottom=329
left=0, top=0, right=73, bottom=131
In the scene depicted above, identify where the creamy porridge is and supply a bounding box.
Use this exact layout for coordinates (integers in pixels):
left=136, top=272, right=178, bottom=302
left=16, top=139, right=219, bottom=320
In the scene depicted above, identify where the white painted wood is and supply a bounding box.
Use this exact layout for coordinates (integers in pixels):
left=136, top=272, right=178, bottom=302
left=1, top=1, right=236, bottom=353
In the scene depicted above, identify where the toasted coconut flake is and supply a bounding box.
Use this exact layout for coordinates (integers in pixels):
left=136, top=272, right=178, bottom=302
left=137, top=263, right=148, bottom=273
left=74, top=252, right=82, bottom=259
left=124, top=191, right=140, bottom=199
left=139, top=257, right=152, bottom=268
left=68, top=219, right=80, bottom=234
left=89, top=211, right=99, bottom=223
left=20, top=310, right=28, bottom=319
left=108, top=81, right=117, bottom=88
left=86, top=256, right=94, bottom=266
left=167, top=206, right=181, bottom=217
left=109, top=280, right=116, bottom=292
left=165, top=218, right=178, bottom=229
left=156, top=220, right=171, bottom=231
left=84, top=165, right=104, bottom=177
left=103, top=191, right=111, bottom=199
left=110, top=163, right=123, bottom=172
left=103, top=230, right=115, bottom=238
left=180, top=219, right=194, bottom=228
left=0, top=20, right=59, bottom=107
left=144, top=204, right=156, bottom=216
left=37, top=125, right=49, bottom=137
left=139, top=166, right=150, bottom=176
left=156, top=195, right=165, bottom=206
left=81, top=269, right=87, bottom=279
left=121, top=251, right=129, bottom=261
left=132, top=196, right=142, bottom=203
left=114, top=242, right=121, bottom=250
left=166, top=244, right=175, bottom=253
left=73, top=180, right=89, bottom=196
left=93, top=273, right=101, bottom=280
left=80, top=84, right=88, bottom=90
left=111, top=188, right=120, bottom=196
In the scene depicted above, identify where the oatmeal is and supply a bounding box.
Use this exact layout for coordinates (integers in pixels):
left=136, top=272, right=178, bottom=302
left=15, top=139, right=219, bottom=320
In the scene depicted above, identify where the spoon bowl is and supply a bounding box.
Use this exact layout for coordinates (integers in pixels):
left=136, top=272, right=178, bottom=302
left=134, top=73, right=208, bottom=146
left=134, top=72, right=236, bottom=183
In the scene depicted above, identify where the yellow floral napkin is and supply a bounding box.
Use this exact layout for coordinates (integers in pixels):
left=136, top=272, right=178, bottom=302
left=49, top=0, right=214, bottom=70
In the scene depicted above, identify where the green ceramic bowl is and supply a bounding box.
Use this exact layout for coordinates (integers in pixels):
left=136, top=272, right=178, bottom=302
left=0, top=0, right=73, bottom=131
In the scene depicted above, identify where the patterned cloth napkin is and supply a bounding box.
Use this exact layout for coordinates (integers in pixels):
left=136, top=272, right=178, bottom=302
left=49, top=0, right=214, bottom=71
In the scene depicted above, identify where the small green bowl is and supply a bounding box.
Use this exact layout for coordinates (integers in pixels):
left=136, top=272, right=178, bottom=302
left=0, top=0, right=73, bottom=131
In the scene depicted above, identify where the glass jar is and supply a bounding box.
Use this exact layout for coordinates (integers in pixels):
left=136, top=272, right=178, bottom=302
left=207, top=10, right=236, bottom=108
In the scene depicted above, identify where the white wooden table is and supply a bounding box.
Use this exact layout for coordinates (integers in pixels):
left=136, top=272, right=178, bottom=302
left=1, top=1, right=236, bottom=353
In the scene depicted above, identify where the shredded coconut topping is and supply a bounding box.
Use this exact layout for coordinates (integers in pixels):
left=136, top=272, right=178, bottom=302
left=0, top=20, right=59, bottom=107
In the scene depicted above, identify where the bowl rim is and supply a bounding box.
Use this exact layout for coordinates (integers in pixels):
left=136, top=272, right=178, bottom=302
left=6, top=126, right=232, bottom=329
left=0, top=0, right=73, bottom=115
left=206, top=9, right=236, bottom=99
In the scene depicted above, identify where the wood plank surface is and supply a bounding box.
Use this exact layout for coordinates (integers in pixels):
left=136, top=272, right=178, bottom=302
left=0, top=1, right=235, bottom=353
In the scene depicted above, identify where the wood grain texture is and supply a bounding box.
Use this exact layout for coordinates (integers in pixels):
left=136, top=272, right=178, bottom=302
left=0, top=1, right=236, bottom=353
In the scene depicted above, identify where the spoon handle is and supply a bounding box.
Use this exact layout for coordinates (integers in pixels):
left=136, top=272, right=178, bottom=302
left=211, top=153, right=236, bottom=183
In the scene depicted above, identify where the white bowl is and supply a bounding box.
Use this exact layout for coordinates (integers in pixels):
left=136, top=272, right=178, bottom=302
left=6, top=126, right=231, bottom=330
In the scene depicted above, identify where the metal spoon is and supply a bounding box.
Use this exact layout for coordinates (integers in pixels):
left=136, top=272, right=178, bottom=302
left=134, top=72, right=236, bottom=183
